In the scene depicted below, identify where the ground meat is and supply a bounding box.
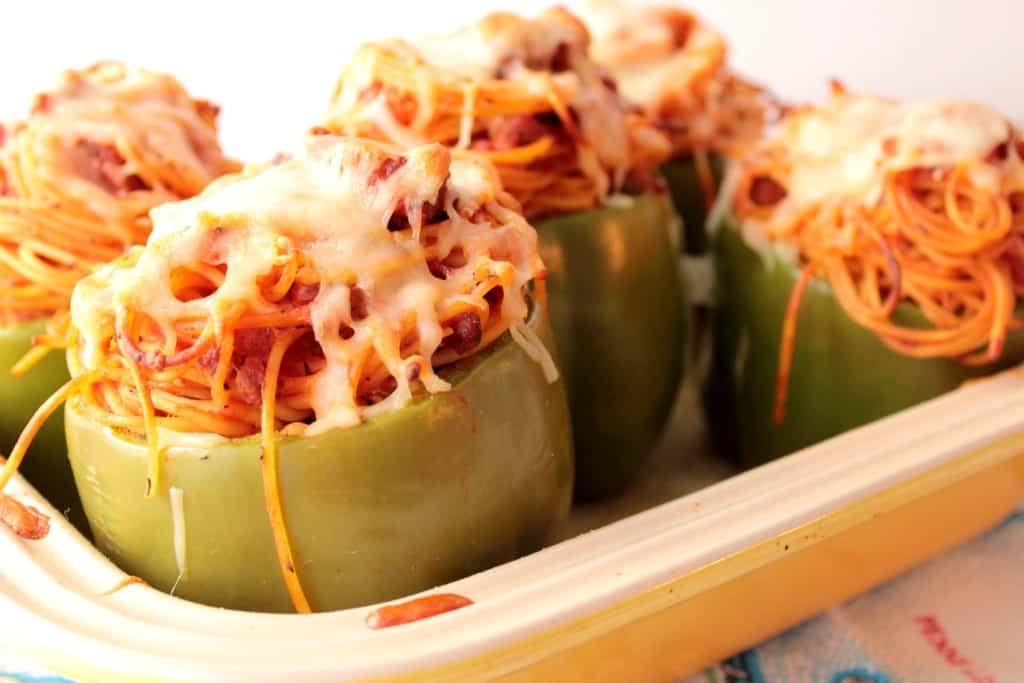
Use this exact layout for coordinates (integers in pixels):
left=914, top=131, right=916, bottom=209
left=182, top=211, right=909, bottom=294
left=625, top=168, right=667, bottom=195
left=280, top=332, right=324, bottom=378
left=287, top=283, right=320, bottom=305
left=665, top=11, right=696, bottom=49
left=198, top=344, right=221, bottom=375
left=350, top=287, right=368, bottom=321
left=234, top=328, right=275, bottom=359
left=548, top=42, right=571, bottom=72
left=749, top=176, right=787, bottom=206
left=387, top=90, right=417, bottom=126
left=233, top=355, right=266, bottom=405
left=369, top=157, right=406, bottom=185
left=427, top=259, right=450, bottom=280
left=1009, top=193, right=1024, bottom=220
left=488, top=115, right=549, bottom=150
left=387, top=196, right=447, bottom=232
left=387, top=207, right=410, bottom=232
left=195, top=227, right=231, bottom=266
left=986, top=141, right=1009, bottom=163
left=74, top=139, right=149, bottom=196
left=597, top=67, right=618, bottom=94
left=484, top=286, right=504, bottom=310
left=360, top=375, right=397, bottom=405
left=444, top=312, right=482, bottom=355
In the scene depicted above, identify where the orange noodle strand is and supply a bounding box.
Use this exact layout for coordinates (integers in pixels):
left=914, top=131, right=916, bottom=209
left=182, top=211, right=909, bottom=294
left=773, top=263, right=817, bottom=425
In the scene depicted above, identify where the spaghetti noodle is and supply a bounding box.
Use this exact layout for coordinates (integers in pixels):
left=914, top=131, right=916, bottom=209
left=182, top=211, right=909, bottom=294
left=728, top=88, right=1024, bottom=422
left=323, top=7, right=671, bottom=219
left=1, top=135, right=553, bottom=611
left=0, top=61, right=237, bottom=339
left=580, top=1, right=776, bottom=203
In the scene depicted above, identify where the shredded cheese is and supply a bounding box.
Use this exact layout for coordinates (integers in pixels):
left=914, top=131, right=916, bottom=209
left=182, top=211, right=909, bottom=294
left=169, top=486, right=187, bottom=589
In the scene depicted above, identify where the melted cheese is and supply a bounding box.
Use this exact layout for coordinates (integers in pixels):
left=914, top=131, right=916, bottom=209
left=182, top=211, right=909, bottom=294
left=734, top=92, right=1022, bottom=260
left=71, top=136, right=547, bottom=433
left=7, top=61, right=232, bottom=226
left=579, top=1, right=727, bottom=111
left=414, top=10, right=589, bottom=82
left=758, top=94, right=1014, bottom=215
left=326, top=8, right=667, bottom=206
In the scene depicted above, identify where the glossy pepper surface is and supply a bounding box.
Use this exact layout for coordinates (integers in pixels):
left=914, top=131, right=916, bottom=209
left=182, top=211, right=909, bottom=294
left=65, top=307, right=572, bottom=613
left=661, top=154, right=725, bottom=255
left=705, top=212, right=1024, bottom=468
left=535, top=194, right=687, bottom=500
left=0, top=321, right=84, bottom=529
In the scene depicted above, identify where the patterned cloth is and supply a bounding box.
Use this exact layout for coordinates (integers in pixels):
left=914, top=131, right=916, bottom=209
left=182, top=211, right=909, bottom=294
left=686, top=500, right=1024, bottom=683
left=4, top=502, right=1022, bottom=683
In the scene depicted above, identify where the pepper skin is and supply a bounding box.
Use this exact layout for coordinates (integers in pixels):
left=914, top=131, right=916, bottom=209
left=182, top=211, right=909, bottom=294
left=661, top=154, right=726, bottom=255
left=705, top=211, right=1024, bottom=468
left=0, top=321, right=85, bottom=530
left=535, top=194, right=687, bottom=500
left=65, top=306, right=572, bottom=613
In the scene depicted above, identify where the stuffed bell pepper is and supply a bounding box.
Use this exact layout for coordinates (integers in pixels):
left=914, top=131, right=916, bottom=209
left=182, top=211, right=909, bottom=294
left=706, top=87, right=1024, bottom=467
left=0, top=62, right=236, bottom=528
left=0, top=135, right=572, bottom=613
left=581, top=0, right=777, bottom=253
left=324, top=7, right=687, bottom=499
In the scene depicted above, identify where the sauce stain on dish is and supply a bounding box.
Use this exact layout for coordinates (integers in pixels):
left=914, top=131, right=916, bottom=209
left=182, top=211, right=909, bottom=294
left=366, top=593, right=474, bottom=629
left=0, top=495, right=49, bottom=540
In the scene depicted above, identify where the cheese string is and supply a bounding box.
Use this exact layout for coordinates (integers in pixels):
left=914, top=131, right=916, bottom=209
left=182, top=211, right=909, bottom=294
left=0, top=372, right=98, bottom=492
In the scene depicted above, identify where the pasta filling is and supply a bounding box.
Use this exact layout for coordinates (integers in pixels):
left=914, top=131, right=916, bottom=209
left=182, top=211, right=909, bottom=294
left=324, top=7, right=671, bottom=219
left=729, top=87, right=1024, bottom=421
left=580, top=1, right=777, bottom=207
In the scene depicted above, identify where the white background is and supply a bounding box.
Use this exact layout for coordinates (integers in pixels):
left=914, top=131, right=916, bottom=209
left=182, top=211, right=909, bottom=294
left=1, top=1, right=1021, bottom=160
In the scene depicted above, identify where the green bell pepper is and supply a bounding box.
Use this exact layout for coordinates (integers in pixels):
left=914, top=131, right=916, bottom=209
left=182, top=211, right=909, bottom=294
left=65, top=304, right=572, bottom=613
left=535, top=193, right=687, bottom=500
left=661, top=154, right=726, bottom=255
left=705, top=211, right=1024, bottom=468
left=0, top=320, right=85, bottom=531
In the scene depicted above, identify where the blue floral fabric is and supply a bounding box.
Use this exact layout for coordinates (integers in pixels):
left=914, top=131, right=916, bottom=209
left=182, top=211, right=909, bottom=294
left=688, top=503, right=1024, bottom=683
